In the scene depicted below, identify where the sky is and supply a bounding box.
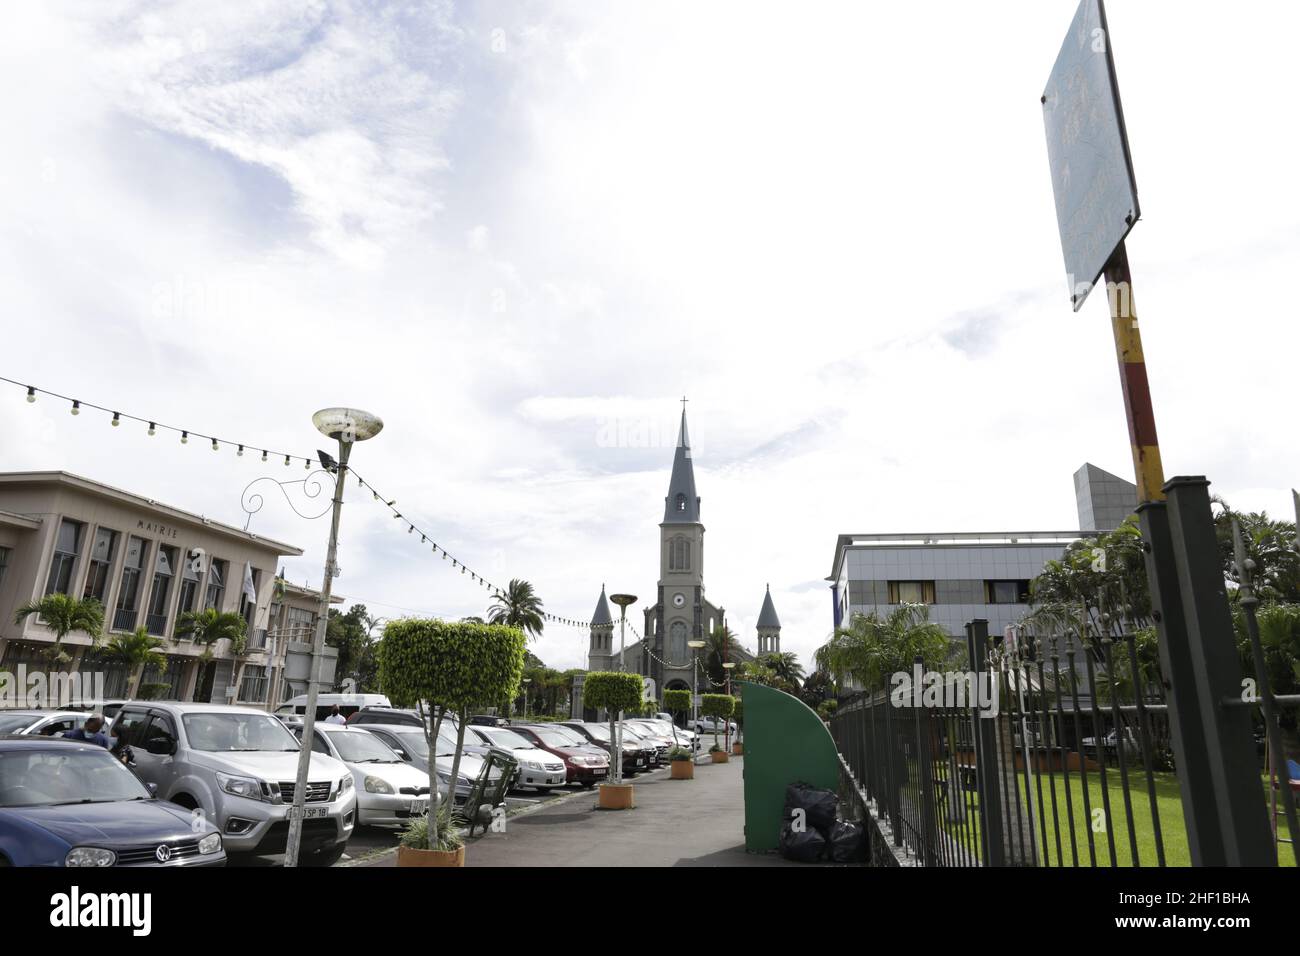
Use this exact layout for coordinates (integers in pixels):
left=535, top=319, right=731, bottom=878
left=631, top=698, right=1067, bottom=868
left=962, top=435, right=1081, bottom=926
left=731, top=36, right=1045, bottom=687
left=2, top=1, right=1298, bottom=673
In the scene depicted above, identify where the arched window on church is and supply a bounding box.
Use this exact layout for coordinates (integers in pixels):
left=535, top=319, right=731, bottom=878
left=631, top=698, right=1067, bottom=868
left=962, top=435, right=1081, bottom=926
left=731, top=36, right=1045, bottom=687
left=669, top=536, right=691, bottom=571
left=670, top=621, right=688, bottom=664
left=675, top=493, right=686, bottom=513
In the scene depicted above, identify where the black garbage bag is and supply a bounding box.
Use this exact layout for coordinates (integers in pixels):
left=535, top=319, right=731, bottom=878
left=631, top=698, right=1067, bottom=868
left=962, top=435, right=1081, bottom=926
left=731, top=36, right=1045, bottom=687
left=779, top=820, right=828, bottom=863
left=784, top=781, right=837, bottom=833
left=827, top=819, right=866, bottom=863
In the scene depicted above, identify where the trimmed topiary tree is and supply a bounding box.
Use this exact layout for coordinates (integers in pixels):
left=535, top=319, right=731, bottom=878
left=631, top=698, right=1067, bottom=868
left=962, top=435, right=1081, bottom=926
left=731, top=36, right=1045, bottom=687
left=378, top=618, right=526, bottom=852
left=583, top=671, right=644, bottom=786
left=732, top=697, right=744, bottom=741
left=700, top=693, right=735, bottom=751
left=663, top=688, right=691, bottom=725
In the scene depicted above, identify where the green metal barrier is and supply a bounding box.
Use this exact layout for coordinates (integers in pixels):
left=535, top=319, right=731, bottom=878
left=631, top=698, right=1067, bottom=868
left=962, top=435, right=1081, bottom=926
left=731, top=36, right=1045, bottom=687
left=739, top=680, right=841, bottom=852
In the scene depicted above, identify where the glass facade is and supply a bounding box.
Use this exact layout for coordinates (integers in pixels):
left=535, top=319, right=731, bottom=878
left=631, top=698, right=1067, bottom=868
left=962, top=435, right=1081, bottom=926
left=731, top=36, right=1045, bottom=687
left=44, top=518, right=84, bottom=595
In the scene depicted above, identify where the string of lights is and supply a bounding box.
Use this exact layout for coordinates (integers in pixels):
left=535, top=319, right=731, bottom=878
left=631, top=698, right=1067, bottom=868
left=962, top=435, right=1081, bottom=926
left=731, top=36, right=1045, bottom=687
left=4, top=373, right=602, bottom=631
left=616, top=618, right=728, bottom=685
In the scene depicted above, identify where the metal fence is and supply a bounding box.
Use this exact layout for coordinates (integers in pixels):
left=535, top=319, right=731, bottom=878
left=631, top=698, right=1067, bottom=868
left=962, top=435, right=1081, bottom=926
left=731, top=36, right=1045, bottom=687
left=829, top=619, right=1300, bottom=867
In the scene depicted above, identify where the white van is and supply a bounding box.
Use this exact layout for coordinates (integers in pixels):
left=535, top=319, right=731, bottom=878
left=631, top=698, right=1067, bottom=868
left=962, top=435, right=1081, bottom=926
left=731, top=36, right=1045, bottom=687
left=275, top=693, right=392, bottom=723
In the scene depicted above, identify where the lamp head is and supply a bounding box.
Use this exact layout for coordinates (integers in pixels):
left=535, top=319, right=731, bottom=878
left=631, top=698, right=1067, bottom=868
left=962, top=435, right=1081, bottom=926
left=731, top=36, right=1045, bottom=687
left=312, top=407, right=383, bottom=443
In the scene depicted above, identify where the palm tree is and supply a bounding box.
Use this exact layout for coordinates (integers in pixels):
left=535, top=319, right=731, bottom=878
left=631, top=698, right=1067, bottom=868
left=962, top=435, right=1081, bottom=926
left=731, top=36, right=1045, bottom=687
left=758, top=651, right=805, bottom=688
left=175, top=607, right=249, bottom=657
left=102, top=627, right=167, bottom=698
left=13, top=593, right=105, bottom=663
left=487, top=579, right=545, bottom=641
left=815, top=603, right=951, bottom=693
left=704, top=624, right=741, bottom=689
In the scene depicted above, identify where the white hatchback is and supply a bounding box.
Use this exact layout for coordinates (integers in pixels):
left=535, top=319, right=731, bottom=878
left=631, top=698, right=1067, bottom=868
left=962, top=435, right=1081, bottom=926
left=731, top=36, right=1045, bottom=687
left=304, top=723, right=432, bottom=827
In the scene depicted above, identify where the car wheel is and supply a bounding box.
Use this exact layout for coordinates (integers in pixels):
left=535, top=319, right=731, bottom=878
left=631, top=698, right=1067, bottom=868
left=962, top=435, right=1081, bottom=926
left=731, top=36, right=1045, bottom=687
left=303, top=843, right=347, bottom=867
left=171, top=793, right=199, bottom=811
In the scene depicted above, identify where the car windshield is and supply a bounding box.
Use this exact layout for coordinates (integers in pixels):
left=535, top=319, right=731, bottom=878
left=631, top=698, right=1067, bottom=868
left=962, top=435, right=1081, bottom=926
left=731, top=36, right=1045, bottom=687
left=435, top=727, right=461, bottom=757
left=618, top=726, right=644, bottom=740
left=183, top=713, right=300, bottom=752
left=583, top=724, right=610, bottom=741
left=534, top=728, right=580, bottom=748
left=0, top=748, right=150, bottom=807
left=328, top=730, right=401, bottom=763
left=479, top=728, right=534, bottom=750
left=389, top=731, right=429, bottom=758
left=0, top=714, right=40, bottom=734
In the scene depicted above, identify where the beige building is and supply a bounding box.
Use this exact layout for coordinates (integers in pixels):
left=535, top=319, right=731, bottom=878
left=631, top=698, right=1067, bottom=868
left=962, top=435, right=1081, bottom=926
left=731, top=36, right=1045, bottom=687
left=0, top=471, right=336, bottom=708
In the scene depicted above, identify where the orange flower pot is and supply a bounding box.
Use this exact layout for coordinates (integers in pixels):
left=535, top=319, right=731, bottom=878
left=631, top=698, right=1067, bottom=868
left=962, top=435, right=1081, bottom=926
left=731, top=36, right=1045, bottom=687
left=670, top=761, right=695, bottom=779
left=397, top=845, right=465, bottom=868
left=711, top=751, right=730, bottom=764
left=732, top=742, right=743, bottom=756
left=598, top=782, right=635, bottom=809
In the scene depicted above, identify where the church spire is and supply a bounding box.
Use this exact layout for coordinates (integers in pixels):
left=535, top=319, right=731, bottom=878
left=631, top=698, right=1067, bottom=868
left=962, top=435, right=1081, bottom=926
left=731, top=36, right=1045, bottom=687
left=663, top=404, right=700, bottom=523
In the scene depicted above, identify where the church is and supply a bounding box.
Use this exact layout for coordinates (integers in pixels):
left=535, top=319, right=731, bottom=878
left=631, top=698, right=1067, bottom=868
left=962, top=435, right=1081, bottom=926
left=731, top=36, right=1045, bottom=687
left=574, top=406, right=780, bottom=717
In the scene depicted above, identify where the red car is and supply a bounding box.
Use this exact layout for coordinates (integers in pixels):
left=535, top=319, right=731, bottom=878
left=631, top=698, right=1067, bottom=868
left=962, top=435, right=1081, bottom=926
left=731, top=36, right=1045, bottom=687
left=511, top=724, right=611, bottom=788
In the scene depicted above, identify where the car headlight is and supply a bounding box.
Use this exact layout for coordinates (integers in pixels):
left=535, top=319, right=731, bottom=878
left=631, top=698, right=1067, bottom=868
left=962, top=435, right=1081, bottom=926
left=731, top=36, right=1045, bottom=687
left=340, top=775, right=354, bottom=793
left=66, top=847, right=116, bottom=867
left=364, top=775, right=394, bottom=794
left=525, top=760, right=543, bottom=770
left=197, top=832, right=222, bottom=856
left=217, top=772, right=268, bottom=802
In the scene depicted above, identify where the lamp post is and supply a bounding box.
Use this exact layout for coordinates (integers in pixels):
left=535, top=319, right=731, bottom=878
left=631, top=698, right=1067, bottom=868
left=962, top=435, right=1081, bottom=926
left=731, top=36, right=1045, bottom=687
left=608, top=593, right=637, bottom=785
left=284, top=407, right=382, bottom=868
left=519, top=677, right=531, bottom=719
left=722, top=661, right=735, bottom=750
left=687, top=639, right=705, bottom=740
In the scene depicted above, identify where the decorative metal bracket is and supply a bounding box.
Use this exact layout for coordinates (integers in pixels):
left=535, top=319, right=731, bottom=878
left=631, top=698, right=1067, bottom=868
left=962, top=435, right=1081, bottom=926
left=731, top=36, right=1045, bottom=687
left=242, top=469, right=336, bottom=530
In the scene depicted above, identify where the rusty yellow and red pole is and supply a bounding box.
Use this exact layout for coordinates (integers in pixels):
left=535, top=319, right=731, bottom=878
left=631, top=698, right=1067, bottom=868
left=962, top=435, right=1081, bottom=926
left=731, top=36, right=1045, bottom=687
left=1103, top=241, right=1164, bottom=503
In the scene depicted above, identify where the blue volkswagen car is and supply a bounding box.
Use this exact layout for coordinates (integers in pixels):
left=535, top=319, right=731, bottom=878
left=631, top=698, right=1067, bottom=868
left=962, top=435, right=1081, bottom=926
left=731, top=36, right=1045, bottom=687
left=0, top=736, right=226, bottom=867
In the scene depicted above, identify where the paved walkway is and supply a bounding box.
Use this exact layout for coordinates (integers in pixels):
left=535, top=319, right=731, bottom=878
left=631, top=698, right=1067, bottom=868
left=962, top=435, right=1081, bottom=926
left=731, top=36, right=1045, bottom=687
left=362, top=756, right=801, bottom=867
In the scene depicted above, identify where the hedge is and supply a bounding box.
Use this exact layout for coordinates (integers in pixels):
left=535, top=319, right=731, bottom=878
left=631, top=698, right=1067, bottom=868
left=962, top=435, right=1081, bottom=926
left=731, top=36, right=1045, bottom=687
left=663, top=688, right=691, bottom=717
left=583, top=671, right=644, bottom=713
left=378, top=618, right=526, bottom=715
left=700, top=693, right=734, bottom=719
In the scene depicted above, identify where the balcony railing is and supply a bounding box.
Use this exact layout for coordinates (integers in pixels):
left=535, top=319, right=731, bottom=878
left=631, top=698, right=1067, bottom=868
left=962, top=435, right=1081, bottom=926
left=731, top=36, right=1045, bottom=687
left=246, top=628, right=268, bottom=651
left=113, top=607, right=139, bottom=632
left=145, top=613, right=169, bottom=637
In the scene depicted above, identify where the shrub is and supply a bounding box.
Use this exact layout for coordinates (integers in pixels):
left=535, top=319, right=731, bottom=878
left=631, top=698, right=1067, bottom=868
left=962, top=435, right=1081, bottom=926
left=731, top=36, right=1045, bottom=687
left=399, top=807, right=463, bottom=853
left=379, top=618, right=526, bottom=848
left=582, top=672, right=644, bottom=714
left=663, top=688, right=691, bottom=720
left=668, top=746, right=692, bottom=762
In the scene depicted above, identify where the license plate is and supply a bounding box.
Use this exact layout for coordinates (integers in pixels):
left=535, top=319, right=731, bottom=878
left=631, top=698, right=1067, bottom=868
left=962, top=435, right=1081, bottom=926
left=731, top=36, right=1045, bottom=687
left=408, top=800, right=427, bottom=815
left=593, top=768, right=607, bottom=777
left=303, top=807, right=329, bottom=819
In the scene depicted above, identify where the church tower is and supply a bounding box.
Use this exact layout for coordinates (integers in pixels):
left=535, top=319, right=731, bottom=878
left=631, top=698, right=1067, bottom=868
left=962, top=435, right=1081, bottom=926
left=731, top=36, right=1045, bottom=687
left=656, top=407, right=705, bottom=683
left=588, top=585, right=614, bottom=671
left=756, top=584, right=781, bottom=654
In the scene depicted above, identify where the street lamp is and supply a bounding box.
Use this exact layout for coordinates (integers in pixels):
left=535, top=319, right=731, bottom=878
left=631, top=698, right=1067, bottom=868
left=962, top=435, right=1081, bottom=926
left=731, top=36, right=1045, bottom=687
left=687, top=639, right=706, bottom=738
left=608, top=593, right=637, bottom=786
left=520, top=677, right=532, bottom=719
left=284, top=407, right=382, bottom=868
left=722, top=661, right=736, bottom=750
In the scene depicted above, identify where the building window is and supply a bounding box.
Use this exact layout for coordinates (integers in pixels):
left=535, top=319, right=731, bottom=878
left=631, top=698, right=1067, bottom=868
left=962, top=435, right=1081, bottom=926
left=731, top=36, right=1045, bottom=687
left=888, top=580, right=936, bottom=605
left=44, top=518, right=85, bottom=596
left=285, top=606, right=316, bottom=641
left=985, top=580, right=1031, bottom=604
left=669, top=536, right=691, bottom=571
left=82, top=527, right=119, bottom=603
left=239, top=566, right=261, bottom=629
left=240, top=665, right=268, bottom=703
left=0, top=546, right=10, bottom=591
left=670, top=621, right=688, bottom=662
left=114, top=536, right=149, bottom=631
left=176, top=553, right=202, bottom=626
left=205, top=559, right=227, bottom=611
left=146, top=545, right=178, bottom=635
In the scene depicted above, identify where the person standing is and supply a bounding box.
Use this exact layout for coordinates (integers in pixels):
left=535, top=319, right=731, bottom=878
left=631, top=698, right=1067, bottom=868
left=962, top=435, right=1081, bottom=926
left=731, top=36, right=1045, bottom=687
left=324, top=705, right=347, bottom=725
left=64, top=715, right=110, bottom=748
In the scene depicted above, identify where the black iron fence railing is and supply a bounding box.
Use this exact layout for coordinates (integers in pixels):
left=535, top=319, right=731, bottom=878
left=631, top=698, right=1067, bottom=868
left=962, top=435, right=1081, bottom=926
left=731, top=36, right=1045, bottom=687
left=829, top=623, right=1300, bottom=867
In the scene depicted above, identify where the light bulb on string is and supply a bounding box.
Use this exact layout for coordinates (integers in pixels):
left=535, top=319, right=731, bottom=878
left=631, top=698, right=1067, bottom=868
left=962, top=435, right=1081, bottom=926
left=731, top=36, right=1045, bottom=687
left=111, top=413, right=120, bottom=427
left=181, top=431, right=189, bottom=444
left=261, top=450, right=267, bottom=462
left=237, top=445, right=244, bottom=457
left=148, top=423, right=156, bottom=437
left=304, top=458, right=310, bottom=470
left=284, top=455, right=290, bottom=467
left=70, top=401, right=80, bottom=416
left=211, top=438, right=219, bottom=451
left=25, top=387, right=36, bottom=403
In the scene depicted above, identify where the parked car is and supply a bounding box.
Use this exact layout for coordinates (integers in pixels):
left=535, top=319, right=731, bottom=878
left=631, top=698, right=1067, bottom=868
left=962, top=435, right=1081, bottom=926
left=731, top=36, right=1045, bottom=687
left=628, top=718, right=697, bottom=753
left=0, top=711, right=92, bottom=738
left=510, top=724, right=610, bottom=788
left=109, top=702, right=356, bottom=866
left=276, top=693, right=392, bottom=723
left=617, top=724, right=663, bottom=767
left=467, top=715, right=510, bottom=727
left=344, top=706, right=426, bottom=729
left=355, top=722, right=503, bottom=800
left=464, top=726, right=567, bottom=791
left=1082, top=728, right=1139, bottom=759
left=0, top=735, right=226, bottom=867
left=691, top=715, right=738, bottom=736
left=298, top=724, right=430, bottom=828
left=561, top=721, right=650, bottom=775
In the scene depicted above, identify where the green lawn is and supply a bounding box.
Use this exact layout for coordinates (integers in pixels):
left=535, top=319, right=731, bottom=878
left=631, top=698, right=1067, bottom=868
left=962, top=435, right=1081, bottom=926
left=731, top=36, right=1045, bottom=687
left=932, top=768, right=1295, bottom=867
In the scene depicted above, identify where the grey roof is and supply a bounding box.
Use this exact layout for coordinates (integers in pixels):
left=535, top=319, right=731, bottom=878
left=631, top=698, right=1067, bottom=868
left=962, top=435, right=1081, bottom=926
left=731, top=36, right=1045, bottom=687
left=662, top=409, right=700, bottom=523
left=757, top=585, right=781, bottom=629
left=591, top=586, right=613, bottom=627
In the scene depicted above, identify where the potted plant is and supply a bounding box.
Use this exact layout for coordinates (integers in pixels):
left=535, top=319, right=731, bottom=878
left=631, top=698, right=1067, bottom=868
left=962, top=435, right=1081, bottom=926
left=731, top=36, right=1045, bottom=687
left=663, top=688, right=692, bottom=749
left=668, top=746, right=694, bottom=779
left=731, top=698, right=744, bottom=755
left=396, top=805, right=465, bottom=867
left=700, top=693, right=735, bottom=762
left=378, top=618, right=526, bottom=866
left=583, top=671, right=644, bottom=809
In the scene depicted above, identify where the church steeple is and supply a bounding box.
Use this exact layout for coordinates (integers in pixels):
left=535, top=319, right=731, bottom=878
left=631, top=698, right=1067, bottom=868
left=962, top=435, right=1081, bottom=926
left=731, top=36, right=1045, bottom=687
left=663, top=405, right=700, bottom=523
left=756, top=584, right=781, bottom=654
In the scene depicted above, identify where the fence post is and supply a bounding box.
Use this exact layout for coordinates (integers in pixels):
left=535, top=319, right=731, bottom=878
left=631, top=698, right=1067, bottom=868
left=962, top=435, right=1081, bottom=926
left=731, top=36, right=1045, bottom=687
left=966, top=620, right=1003, bottom=867
left=1161, top=476, right=1275, bottom=865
